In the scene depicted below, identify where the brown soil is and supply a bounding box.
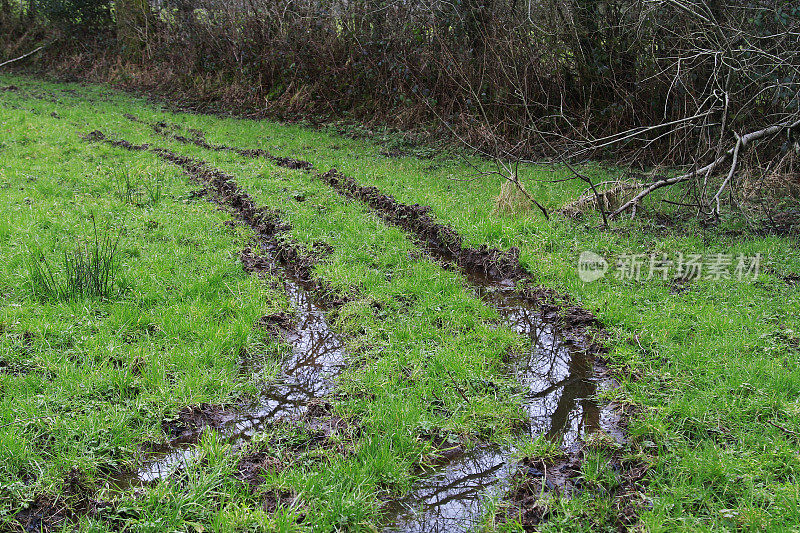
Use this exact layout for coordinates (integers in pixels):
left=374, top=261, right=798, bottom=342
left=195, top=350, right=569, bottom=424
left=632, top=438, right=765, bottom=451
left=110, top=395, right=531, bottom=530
left=235, top=405, right=357, bottom=489
left=234, top=452, right=300, bottom=513
left=236, top=450, right=284, bottom=487
left=83, top=127, right=640, bottom=528
left=300, top=401, right=356, bottom=451
left=505, top=449, right=650, bottom=531
left=11, top=468, right=111, bottom=533
left=162, top=403, right=237, bottom=444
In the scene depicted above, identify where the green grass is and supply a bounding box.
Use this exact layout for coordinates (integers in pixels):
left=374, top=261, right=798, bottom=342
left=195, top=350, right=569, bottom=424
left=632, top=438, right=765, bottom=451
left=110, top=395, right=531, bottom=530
left=1, top=74, right=800, bottom=532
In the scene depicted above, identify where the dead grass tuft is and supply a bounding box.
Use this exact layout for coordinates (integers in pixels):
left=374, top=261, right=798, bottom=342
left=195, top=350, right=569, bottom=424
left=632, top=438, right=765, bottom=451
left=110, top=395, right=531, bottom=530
left=494, top=180, right=532, bottom=216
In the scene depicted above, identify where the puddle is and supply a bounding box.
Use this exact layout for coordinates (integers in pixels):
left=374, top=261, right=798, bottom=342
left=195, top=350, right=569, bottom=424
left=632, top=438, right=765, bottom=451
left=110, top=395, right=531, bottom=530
left=384, top=447, right=511, bottom=533
left=483, top=288, right=601, bottom=448
left=383, top=280, right=613, bottom=532
left=115, top=267, right=346, bottom=488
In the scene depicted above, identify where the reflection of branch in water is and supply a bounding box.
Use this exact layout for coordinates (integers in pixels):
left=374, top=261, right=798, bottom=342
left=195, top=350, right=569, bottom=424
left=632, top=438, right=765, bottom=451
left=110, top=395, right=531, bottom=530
left=495, top=297, right=599, bottom=445
left=541, top=348, right=597, bottom=443
left=412, top=462, right=506, bottom=507
left=528, top=375, right=583, bottom=399
left=388, top=449, right=509, bottom=533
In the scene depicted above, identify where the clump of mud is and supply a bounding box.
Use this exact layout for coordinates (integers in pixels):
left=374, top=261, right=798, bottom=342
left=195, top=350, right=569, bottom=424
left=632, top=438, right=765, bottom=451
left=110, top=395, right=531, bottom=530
left=14, top=468, right=111, bottom=533
left=235, top=451, right=299, bottom=513
left=257, top=311, right=294, bottom=337
left=235, top=406, right=356, bottom=488
left=236, top=450, right=284, bottom=487
left=162, top=404, right=237, bottom=444
left=83, top=130, right=149, bottom=151
left=501, top=438, right=651, bottom=529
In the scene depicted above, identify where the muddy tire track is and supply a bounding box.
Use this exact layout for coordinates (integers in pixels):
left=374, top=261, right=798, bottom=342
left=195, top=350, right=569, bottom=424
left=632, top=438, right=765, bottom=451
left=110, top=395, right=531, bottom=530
left=123, top=113, right=313, bottom=170
left=123, top=114, right=528, bottom=282
left=120, top=115, right=597, bottom=338
left=112, top=119, right=648, bottom=527
left=83, top=130, right=321, bottom=290
left=83, top=130, right=354, bottom=496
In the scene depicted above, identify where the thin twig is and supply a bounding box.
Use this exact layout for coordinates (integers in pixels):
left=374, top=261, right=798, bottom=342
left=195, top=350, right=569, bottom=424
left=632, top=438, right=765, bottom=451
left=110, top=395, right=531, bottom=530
left=562, top=161, right=609, bottom=228
left=445, top=369, right=471, bottom=404
left=768, top=420, right=799, bottom=437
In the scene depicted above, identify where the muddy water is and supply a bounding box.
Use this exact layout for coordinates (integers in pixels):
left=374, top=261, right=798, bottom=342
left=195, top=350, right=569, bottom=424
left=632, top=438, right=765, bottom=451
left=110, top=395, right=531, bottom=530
left=384, top=280, right=610, bottom=532
left=484, top=287, right=601, bottom=447
left=384, top=447, right=511, bottom=533
left=117, top=275, right=346, bottom=487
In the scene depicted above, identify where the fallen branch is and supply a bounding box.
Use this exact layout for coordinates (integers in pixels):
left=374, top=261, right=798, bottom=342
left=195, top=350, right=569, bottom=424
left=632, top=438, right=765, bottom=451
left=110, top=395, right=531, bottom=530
left=445, top=369, right=471, bottom=404
left=0, top=43, right=50, bottom=69
left=611, top=118, right=800, bottom=218
left=563, top=160, right=609, bottom=227
left=712, top=132, right=742, bottom=217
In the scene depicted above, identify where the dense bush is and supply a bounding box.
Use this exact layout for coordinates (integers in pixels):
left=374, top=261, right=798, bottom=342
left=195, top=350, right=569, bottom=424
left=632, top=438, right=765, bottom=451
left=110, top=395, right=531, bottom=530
left=2, top=0, right=799, bottom=197
left=31, top=0, right=112, bottom=28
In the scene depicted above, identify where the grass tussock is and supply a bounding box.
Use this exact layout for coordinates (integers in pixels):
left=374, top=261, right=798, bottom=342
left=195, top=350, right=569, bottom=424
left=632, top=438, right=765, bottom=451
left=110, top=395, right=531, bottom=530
left=26, top=217, right=126, bottom=301
left=493, top=180, right=532, bottom=216
left=112, top=167, right=165, bottom=206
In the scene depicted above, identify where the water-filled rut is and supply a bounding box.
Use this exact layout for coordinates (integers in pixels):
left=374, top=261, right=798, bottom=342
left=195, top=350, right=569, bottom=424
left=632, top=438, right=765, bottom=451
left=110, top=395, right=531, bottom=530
left=84, top=130, right=348, bottom=488
left=126, top=274, right=347, bottom=486
left=382, top=281, right=619, bottom=532
left=94, top=123, right=629, bottom=529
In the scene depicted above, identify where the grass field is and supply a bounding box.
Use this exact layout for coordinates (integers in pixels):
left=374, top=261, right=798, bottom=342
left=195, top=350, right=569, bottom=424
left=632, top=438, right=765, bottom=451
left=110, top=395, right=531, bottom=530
left=1, top=74, right=799, bottom=532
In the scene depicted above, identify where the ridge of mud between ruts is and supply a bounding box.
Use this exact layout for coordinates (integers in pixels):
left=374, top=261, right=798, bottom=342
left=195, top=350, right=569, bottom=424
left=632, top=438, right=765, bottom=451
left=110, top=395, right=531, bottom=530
left=90, top=124, right=649, bottom=528
left=36, top=129, right=354, bottom=528
left=125, top=115, right=651, bottom=527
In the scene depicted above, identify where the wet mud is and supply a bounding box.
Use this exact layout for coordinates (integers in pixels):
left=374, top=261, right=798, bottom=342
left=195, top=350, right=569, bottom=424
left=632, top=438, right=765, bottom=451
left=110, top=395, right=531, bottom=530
left=123, top=114, right=313, bottom=170
left=161, top=403, right=237, bottom=444
left=13, top=468, right=112, bottom=533
left=87, top=125, right=639, bottom=528
left=83, top=130, right=349, bottom=489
